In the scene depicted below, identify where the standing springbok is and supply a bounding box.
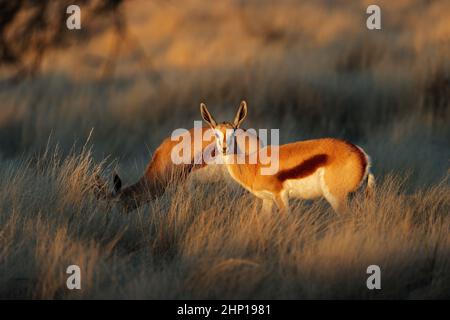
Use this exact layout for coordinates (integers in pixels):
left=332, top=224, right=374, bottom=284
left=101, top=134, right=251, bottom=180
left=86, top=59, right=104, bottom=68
left=94, top=127, right=216, bottom=212
left=200, top=101, right=375, bottom=214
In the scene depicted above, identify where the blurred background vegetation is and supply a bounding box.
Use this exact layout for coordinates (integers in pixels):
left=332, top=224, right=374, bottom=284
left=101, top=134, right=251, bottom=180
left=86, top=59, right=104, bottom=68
left=0, top=0, right=449, bottom=183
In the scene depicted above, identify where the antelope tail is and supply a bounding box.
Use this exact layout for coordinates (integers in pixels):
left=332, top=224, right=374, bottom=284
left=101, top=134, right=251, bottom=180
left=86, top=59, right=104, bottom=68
left=365, top=173, right=375, bottom=199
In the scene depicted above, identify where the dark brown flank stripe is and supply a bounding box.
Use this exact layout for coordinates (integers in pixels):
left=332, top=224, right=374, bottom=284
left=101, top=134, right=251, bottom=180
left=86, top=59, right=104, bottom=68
left=277, top=154, right=329, bottom=182
left=341, top=140, right=367, bottom=181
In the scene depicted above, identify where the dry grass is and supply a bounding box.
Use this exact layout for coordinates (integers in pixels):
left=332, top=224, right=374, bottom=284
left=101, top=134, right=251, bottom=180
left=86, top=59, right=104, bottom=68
left=0, top=148, right=449, bottom=299
left=0, top=0, right=449, bottom=299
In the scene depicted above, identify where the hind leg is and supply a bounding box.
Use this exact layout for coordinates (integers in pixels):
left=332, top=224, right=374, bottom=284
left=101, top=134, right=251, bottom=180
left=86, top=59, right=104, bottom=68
left=324, top=193, right=348, bottom=215
left=320, top=169, right=348, bottom=215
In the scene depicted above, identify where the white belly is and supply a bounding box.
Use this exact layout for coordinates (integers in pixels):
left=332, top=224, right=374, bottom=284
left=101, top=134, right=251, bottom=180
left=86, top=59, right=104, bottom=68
left=253, top=190, right=276, bottom=200
left=283, top=170, right=323, bottom=200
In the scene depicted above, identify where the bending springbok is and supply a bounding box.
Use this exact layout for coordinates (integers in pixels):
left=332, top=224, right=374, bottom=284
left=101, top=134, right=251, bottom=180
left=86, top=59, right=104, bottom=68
left=94, top=127, right=216, bottom=212
left=200, top=101, right=375, bottom=214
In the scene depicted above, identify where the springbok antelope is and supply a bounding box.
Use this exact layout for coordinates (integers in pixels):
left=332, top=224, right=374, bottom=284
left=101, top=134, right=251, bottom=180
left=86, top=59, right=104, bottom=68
left=200, top=101, right=375, bottom=214
left=94, top=127, right=217, bottom=212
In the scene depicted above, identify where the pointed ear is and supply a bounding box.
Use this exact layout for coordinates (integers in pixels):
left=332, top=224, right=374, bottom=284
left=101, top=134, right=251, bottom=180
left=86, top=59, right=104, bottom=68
left=113, top=172, right=122, bottom=194
left=200, top=103, right=217, bottom=127
left=233, top=100, right=248, bottom=128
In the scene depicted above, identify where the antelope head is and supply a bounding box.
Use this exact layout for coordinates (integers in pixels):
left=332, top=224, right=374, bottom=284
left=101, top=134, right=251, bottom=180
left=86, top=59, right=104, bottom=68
left=93, top=172, right=123, bottom=202
left=200, top=100, right=248, bottom=156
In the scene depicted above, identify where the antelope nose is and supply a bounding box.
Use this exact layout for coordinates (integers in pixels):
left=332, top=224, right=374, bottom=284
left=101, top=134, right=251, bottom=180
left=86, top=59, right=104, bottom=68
left=222, top=147, right=227, bottom=153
